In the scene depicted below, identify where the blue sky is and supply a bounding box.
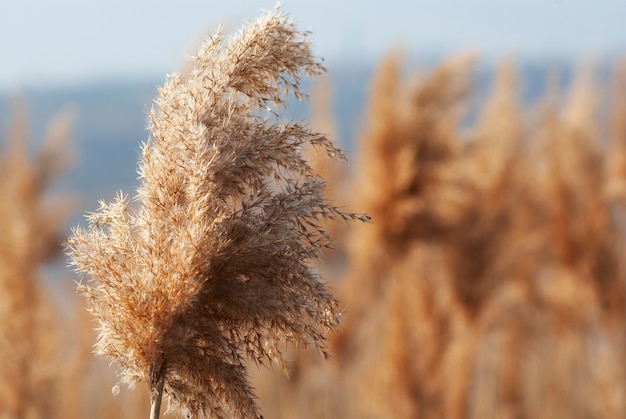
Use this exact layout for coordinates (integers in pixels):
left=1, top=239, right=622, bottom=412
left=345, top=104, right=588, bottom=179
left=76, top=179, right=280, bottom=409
left=1, top=0, right=625, bottom=90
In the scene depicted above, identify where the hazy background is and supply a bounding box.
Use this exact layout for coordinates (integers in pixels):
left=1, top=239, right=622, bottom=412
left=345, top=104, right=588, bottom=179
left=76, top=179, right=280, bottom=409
left=3, top=3, right=626, bottom=417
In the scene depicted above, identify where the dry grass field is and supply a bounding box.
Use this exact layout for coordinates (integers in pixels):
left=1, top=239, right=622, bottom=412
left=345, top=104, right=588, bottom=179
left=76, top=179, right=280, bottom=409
left=2, top=7, right=626, bottom=419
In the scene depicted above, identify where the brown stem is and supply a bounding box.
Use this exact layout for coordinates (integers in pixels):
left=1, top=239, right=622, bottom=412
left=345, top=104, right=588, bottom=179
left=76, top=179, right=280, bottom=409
left=150, top=362, right=167, bottom=419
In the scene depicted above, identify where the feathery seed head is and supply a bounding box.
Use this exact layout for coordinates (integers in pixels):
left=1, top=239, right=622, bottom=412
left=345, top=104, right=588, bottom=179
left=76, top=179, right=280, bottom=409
left=66, top=6, right=365, bottom=418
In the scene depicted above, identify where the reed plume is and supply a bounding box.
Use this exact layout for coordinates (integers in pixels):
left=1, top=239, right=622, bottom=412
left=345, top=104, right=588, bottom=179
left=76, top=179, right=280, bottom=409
left=67, top=6, right=366, bottom=419
left=0, top=99, right=73, bottom=417
left=332, top=52, right=473, bottom=363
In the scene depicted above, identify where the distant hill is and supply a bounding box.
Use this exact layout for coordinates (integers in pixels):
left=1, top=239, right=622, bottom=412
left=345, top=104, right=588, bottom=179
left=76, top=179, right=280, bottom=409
left=0, top=79, right=157, bottom=208
left=1, top=57, right=611, bottom=228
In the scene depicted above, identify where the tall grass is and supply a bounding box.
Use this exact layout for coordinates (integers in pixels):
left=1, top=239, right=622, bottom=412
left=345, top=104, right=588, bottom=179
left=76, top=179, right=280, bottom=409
left=0, top=100, right=73, bottom=417
left=66, top=7, right=366, bottom=419
left=3, top=8, right=626, bottom=419
left=263, top=54, right=626, bottom=419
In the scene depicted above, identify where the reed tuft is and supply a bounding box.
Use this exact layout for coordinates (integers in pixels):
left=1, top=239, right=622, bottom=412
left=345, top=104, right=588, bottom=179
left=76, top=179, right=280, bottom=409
left=0, top=99, right=74, bottom=418
left=66, top=6, right=366, bottom=419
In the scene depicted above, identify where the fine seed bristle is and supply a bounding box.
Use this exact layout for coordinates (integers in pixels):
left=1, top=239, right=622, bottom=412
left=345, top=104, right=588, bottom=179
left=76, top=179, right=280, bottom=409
left=66, top=5, right=365, bottom=419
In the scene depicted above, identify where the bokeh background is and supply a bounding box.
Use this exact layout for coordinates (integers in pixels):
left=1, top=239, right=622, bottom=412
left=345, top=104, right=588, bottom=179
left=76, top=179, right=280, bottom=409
left=2, top=1, right=626, bottom=418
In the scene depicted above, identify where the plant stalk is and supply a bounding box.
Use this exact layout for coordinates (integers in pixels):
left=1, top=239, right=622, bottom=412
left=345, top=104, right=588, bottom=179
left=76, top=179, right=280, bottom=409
left=150, top=362, right=167, bottom=419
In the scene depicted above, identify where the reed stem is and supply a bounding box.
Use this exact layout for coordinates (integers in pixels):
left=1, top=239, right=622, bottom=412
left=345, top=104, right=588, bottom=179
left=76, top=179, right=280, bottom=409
left=150, top=363, right=166, bottom=419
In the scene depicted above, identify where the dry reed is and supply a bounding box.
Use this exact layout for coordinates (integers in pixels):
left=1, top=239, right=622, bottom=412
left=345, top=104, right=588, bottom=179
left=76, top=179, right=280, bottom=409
left=0, top=99, right=73, bottom=418
left=255, top=53, right=626, bottom=419
left=67, top=6, right=366, bottom=419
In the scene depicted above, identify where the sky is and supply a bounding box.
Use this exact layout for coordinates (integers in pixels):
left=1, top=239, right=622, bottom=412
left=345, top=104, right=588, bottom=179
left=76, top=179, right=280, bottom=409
left=1, top=0, right=626, bottom=90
